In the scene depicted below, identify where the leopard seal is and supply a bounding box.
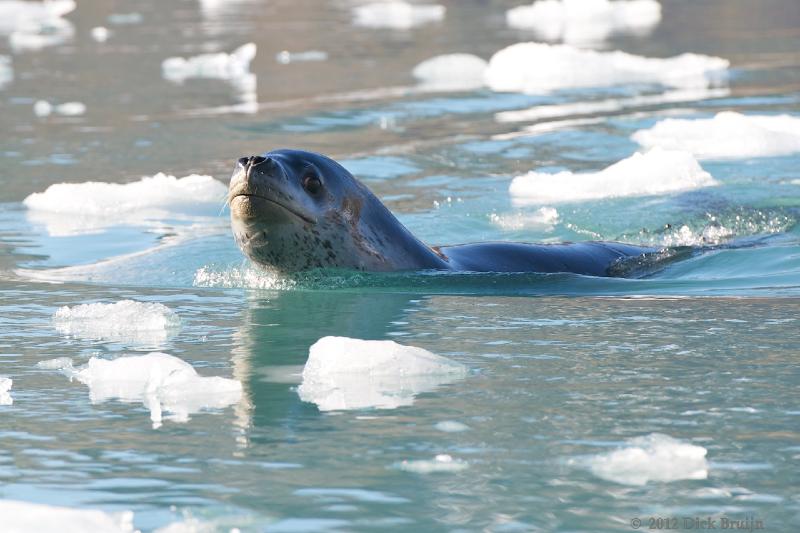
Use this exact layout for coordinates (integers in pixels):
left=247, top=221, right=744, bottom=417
left=228, top=149, right=657, bottom=276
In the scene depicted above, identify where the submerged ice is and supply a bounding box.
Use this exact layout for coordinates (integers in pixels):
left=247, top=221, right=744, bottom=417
left=40, top=353, right=242, bottom=428
left=632, top=111, right=800, bottom=159
left=298, top=336, right=467, bottom=411
left=509, top=148, right=716, bottom=204
left=53, top=300, right=181, bottom=346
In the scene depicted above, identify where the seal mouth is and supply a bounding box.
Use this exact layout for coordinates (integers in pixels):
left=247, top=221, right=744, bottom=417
left=231, top=193, right=316, bottom=224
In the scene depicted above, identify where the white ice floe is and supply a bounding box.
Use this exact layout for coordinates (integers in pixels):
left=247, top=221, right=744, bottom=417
left=509, top=148, right=716, bottom=205
left=0, top=377, right=12, bottom=405
left=632, top=111, right=800, bottom=159
left=162, top=43, right=257, bottom=108
left=583, top=433, right=708, bottom=485
left=90, top=26, right=109, bottom=42
left=490, top=206, right=559, bottom=230
left=0, top=499, right=135, bottom=533
left=1, top=0, right=76, bottom=52
left=40, top=352, right=242, bottom=428
left=53, top=300, right=181, bottom=346
left=506, top=0, right=661, bottom=46
left=25, top=173, right=227, bottom=215
left=353, top=1, right=445, bottom=29
left=395, top=454, right=469, bottom=474
left=297, top=336, right=467, bottom=411
left=412, top=53, right=488, bottom=92
left=485, top=43, right=729, bottom=94
left=23, top=173, right=227, bottom=236
left=276, top=49, right=328, bottom=64
left=0, top=55, right=12, bottom=89
left=33, top=100, right=85, bottom=117
left=162, top=42, right=256, bottom=85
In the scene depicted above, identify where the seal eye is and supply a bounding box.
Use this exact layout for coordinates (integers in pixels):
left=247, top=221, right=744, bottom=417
left=302, top=174, right=323, bottom=196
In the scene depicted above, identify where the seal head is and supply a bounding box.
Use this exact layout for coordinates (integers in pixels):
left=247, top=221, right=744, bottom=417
left=228, top=149, right=447, bottom=272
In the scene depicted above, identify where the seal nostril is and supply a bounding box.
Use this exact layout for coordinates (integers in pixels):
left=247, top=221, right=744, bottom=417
left=237, top=157, right=250, bottom=167
left=250, top=155, right=268, bottom=166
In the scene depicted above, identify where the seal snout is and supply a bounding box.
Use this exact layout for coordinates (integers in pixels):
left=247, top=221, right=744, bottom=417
left=238, top=155, right=275, bottom=176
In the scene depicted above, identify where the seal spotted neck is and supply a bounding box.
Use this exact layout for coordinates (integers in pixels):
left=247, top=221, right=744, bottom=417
left=228, top=149, right=447, bottom=272
left=228, top=149, right=657, bottom=276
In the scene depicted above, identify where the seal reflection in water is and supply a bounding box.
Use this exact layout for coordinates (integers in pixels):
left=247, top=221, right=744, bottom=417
left=228, top=149, right=657, bottom=276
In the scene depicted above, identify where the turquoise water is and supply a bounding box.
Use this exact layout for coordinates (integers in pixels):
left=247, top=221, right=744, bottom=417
left=2, top=0, right=800, bottom=531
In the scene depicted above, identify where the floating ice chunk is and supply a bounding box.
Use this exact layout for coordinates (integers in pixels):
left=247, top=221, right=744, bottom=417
left=0, top=377, right=12, bottom=405
left=41, top=352, right=242, bottom=428
left=90, top=26, right=109, bottom=42
left=490, top=207, right=559, bottom=230
left=1, top=0, right=76, bottom=51
left=162, top=43, right=256, bottom=84
left=53, top=300, right=181, bottom=346
left=0, top=500, right=135, bottom=533
left=509, top=148, right=716, bottom=205
left=0, top=55, right=12, bottom=89
left=276, top=49, right=328, bottom=64
left=506, top=0, right=661, bottom=45
left=33, top=100, right=85, bottom=116
left=353, top=1, right=445, bottom=30
left=24, top=172, right=227, bottom=236
left=485, top=43, right=729, bottom=94
left=584, top=433, right=708, bottom=485
left=434, top=420, right=470, bottom=432
left=412, top=53, right=488, bottom=92
left=0, top=0, right=75, bottom=34
left=298, top=336, right=467, bottom=411
left=395, top=454, right=469, bottom=474
left=24, top=173, right=226, bottom=215
left=632, top=111, right=800, bottom=159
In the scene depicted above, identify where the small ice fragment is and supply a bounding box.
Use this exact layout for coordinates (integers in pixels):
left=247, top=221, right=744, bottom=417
left=412, top=53, right=488, bottom=92
left=584, top=433, right=708, bottom=485
left=24, top=173, right=228, bottom=215
left=0, top=55, right=12, bottom=89
left=33, top=100, right=85, bottom=116
left=490, top=207, right=559, bottom=230
left=434, top=420, right=470, bottom=432
left=0, top=500, right=135, bottom=533
left=275, top=50, right=328, bottom=64
left=297, top=336, right=467, bottom=411
left=0, top=0, right=75, bottom=32
left=632, top=111, right=800, bottom=160
left=52, top=300, right=181, bottom=346
left=56, top=101, right=85, bottom=115
left=41, top=352, right=242, bottom=428
left=485, top=43, right=729, bottom=94
left=509, top=148, right=716, bottom=205
left=37, top=357, right=75, bottom=373
left=108, top=12, right=143, bottom=25
left=506, top=0, right=662, bottom=45
left=162, top=43, right=256, bottom=84
left=396, top=454, right=469, bottom=474
left=91, top=26, right=109, bottom=42
left=353, top=1, right=445, bottom=30
left=33, top=100, right=52, bottom=117
left=0, top=377, right=12, bottom=405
